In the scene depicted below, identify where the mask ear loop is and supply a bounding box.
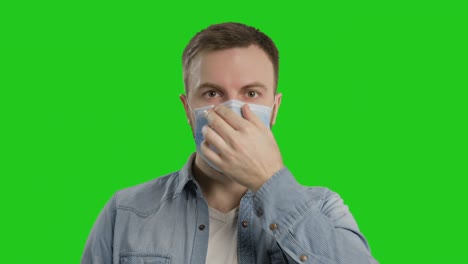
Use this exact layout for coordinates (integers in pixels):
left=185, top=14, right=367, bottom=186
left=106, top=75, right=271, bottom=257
left=267, top=93, right=277, bottom=110
left=269, top=94, right=278, bottom=127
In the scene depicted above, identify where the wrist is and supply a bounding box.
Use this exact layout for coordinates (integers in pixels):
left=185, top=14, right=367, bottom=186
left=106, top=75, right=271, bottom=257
left=251, top=165, right=285, bottom=192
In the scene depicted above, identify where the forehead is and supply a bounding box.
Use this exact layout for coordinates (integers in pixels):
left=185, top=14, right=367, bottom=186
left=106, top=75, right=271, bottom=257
left=190, top=45, right=275, bottom=91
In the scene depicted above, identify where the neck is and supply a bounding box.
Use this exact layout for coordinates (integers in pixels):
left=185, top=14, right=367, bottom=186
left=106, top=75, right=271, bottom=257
left=192, top=154, right=247, bottom=213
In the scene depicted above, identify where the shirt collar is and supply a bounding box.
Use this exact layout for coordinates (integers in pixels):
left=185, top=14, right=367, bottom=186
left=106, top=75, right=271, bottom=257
left=174, top=152, right=254, bottom=198
left=174, top=152, right=198, bottom=196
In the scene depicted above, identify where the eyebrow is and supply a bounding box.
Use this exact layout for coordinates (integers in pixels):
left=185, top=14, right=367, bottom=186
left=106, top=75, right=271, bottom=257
left=196, top=82, right=268, bottom=91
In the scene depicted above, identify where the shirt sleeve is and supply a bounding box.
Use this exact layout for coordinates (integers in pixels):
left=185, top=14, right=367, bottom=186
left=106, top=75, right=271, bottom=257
left=253, top=167, right=379, bottom=264
left=81, top=194, right=116, bottom=264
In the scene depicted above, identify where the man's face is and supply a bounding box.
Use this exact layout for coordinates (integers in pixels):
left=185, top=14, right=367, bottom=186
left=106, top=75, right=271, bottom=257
left=181, top=44, right=282, bottom=132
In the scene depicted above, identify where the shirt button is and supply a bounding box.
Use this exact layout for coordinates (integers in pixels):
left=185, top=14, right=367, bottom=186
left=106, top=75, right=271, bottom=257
left=241, top=220, right=249, bottom=228
left=300, top=255, right=308, bottom=262
left=269, top=223, right=278, bottom=230
left=256, top=208, right=263, bottom=216
left=198, top=224, right=205, bottom=230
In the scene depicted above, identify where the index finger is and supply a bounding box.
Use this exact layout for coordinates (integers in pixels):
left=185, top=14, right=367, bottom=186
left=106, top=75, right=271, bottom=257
left=212, top=104, right=248, bottom=131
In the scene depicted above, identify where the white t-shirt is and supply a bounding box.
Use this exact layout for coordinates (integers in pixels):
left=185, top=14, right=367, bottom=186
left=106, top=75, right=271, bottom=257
left=205, top=206, right=239, bottom=264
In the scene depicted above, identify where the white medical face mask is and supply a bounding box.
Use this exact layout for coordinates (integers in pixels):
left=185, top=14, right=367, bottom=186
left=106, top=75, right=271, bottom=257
left=190, top=99, right=274, bottom=172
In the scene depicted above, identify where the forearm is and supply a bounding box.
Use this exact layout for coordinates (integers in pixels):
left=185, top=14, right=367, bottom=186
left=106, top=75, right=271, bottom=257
left=253, top=168, right=378, bottom=264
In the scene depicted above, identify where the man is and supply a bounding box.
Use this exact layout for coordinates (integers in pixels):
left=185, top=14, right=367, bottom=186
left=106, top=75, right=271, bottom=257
left=82, top=22, right=378, bottom=264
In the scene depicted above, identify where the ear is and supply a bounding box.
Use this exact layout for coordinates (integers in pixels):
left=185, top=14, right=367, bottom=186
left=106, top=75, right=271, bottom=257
left=270, top=93, right=282, bottom=127
left=180, top=94, right=191, bottom=125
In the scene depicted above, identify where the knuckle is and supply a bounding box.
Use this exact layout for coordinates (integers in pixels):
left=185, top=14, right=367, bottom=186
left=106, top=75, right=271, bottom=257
left=204, top=129, right=214, bottom=142
left=216, top=105, right=226, bottom=115
left=211, top=119, right=221, bottom=130
left=230, top=139, right=244, bottom=152
left=230, top=140, right=239, bottom=150
left=200, top=141, right=208, bottom=151
left=241, top=124, right=254, bottom=134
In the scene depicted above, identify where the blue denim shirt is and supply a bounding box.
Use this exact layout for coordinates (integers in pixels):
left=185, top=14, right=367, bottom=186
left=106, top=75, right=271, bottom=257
left=82, top=154, right=378, bottom=264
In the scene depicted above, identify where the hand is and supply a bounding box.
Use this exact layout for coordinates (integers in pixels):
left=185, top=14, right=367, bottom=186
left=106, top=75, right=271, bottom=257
left=201, top=103, right=284, bottom=191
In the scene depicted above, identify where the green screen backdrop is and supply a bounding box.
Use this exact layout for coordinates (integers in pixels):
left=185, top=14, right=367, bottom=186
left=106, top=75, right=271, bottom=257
left=1, top=1, right=466, bottom=263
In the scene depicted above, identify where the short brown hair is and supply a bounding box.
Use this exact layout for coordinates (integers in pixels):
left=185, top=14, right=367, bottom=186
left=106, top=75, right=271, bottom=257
left=182, top=22, right=279, bottom=94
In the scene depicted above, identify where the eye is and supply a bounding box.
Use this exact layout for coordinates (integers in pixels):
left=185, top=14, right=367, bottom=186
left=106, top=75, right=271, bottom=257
left=205, top=90, right=220, bottom=98
left=246, top=90, right=259, bottom=98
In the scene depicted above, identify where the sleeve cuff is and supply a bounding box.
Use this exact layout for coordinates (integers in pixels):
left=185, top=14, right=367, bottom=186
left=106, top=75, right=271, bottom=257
left=253, top=167, right=313, bottom=238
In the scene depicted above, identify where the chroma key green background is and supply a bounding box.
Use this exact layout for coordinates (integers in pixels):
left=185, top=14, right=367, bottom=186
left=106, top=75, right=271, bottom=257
left=1, top=1, right=466, bottom=263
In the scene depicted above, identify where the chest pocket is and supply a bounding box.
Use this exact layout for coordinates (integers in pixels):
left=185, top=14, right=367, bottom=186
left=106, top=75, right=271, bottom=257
left=120, top=253, right=171, bottom=264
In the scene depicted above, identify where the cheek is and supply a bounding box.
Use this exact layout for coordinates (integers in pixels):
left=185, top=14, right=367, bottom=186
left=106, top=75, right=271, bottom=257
left=187, top=110, right=196, bottom=128
left=187, top=114, right=197, bottom=139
